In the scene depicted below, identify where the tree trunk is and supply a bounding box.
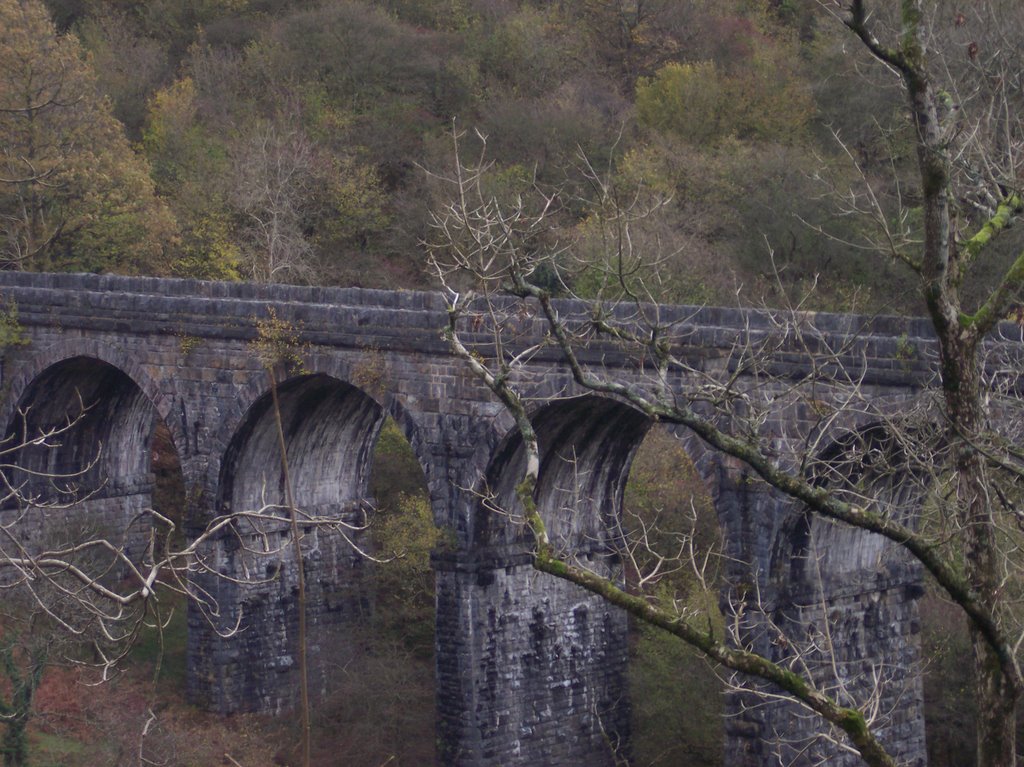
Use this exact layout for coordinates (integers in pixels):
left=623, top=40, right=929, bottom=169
left=974, top=631, right=1017, bottom=767
left=1, top=714, right=28, bottom=767
left=944, top=336, right=1019, bottom=767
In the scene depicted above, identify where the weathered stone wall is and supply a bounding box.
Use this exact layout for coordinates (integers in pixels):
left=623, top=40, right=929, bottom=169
left=186, top=515, right=371, bottom=713
left=0, top=492, right=153, bottom=582
left=435, top=554, right=629, bottom=766
left=0, top=270, right=986, bottom=765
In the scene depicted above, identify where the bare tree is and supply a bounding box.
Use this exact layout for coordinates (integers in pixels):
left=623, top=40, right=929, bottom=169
left=0, top=403, right=370, bottom=663
left=230, top=120, right=319, bottom=284
left=425, top=3, right=1024, bottom=764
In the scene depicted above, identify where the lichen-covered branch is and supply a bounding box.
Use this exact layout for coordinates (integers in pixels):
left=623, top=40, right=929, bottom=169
left=531, top=545, right=899, bottom=767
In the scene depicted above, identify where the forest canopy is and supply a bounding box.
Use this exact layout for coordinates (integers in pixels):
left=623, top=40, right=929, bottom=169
left=1, top=0, right=999, bottom=314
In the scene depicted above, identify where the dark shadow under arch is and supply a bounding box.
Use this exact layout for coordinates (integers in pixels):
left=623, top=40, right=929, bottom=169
left=217, top=374, right=385, bottom=515
left=0, top=339, right=185, bottom=467
left=476, top=395, right=652, bottom=552
left=0, top=355, right=185, bottom=572
left=773, top=421, right=936, bottom=592
left=3, top=356, right=163, bottom=505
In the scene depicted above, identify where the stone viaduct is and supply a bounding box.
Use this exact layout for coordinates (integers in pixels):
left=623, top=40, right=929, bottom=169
left=0, top=270, right=1008, bottom=765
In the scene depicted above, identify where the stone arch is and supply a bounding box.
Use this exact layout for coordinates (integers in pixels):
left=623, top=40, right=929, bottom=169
left=773, top=421, right=936, bottom=593
left=475, top=394, right=652, bottom=553
left=216, top=373, right=384, bottom=515
left=762, top=420, right=931, bottom=766
left=198, top=366, right=441, bottom=716
left=206, top=354, right=434, bottom=520
left=0, top=346, right=185, bottom=565
left=1, top=339, right=184, bottom=468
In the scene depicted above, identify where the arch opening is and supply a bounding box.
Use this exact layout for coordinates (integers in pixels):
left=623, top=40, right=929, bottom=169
left=218, top=373, right=384, bottom=516
left=472, top=395, right=728, bottom=764
left=1, top=356, right=182, bottom=566
left=208, top=374, right=438, bottom=764
left=329, top=415, right=438, bottom=765
left=623, top=424, right=725, bottom=766
left=766, top=422, right=934, bottom=766
left=4, top=357, right=158, bottom=506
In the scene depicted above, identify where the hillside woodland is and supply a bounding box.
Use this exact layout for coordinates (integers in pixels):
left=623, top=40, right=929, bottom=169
left=0, top=0, right=1017, bottom=765
left=7, top=0, right=1003, bottom=310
